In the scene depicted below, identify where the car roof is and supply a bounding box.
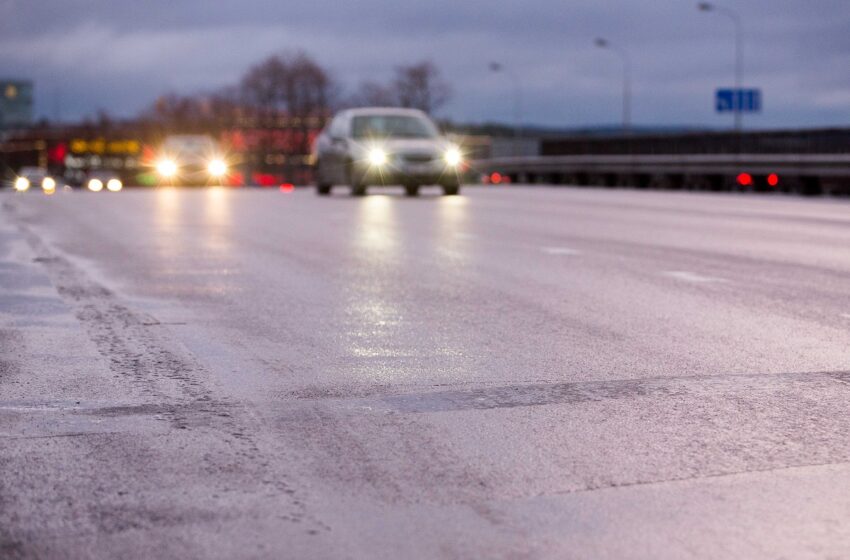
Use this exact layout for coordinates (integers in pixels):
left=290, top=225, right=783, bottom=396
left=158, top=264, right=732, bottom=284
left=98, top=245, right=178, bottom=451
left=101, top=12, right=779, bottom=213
left=343, top=107, right=429, bottom=118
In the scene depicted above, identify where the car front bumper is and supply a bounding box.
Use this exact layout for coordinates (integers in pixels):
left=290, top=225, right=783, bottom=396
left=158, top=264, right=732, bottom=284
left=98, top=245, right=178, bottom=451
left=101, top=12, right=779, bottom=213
left=354, top=161, right=460, bottom=185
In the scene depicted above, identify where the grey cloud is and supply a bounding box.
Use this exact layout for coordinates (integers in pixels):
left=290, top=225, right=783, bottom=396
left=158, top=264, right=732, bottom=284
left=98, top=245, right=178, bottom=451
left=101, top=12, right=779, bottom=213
left=1, top=0, right=848, bottom=128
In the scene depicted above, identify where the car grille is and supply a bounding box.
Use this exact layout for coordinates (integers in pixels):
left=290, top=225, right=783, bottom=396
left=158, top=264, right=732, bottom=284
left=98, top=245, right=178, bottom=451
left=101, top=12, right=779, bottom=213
left=402, top=154, right=436, bottom=164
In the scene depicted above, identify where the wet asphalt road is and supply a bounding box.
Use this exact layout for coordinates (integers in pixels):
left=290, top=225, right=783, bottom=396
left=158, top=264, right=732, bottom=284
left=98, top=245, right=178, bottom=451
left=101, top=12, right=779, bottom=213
left=3, top=185, right=850, bottom=558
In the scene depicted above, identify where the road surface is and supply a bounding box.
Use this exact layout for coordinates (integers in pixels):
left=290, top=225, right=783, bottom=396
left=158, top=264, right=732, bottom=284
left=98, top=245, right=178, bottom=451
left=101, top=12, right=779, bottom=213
left=3, top=185, right=850, bottom=558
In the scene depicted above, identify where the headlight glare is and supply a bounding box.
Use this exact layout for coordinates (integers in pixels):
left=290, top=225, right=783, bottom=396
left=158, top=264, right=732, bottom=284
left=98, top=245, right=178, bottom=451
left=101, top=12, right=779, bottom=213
left=88, top=179, right=104, bottom=192
left=208, top=159, right=227, bottom=177
left=156, top=159, right=177, bottom=177
left=368, top=148, right=387, bottom=167
left=14, top=177, right=30, bottom=191
left=42, top=177, right=56, bottom=191
left=444, top=147, right=462, bottom=167
left=107, top=179, right=123, bottom=192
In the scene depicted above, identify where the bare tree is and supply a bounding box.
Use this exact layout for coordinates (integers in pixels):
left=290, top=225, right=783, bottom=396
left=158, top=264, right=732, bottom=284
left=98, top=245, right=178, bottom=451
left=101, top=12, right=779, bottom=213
left=281, top=52, right=336, bottom=153
left=143, top=92, right=223, bottom=132
left=205, top=86, right=243, bottom=124
left=95, top=109, right=113, bottom=130
left=392, top=61, right=451, bottom=115
left=138, top=51, right=338, bottom=182
left=349, top=80, right=398, bottom=107
left=145, top=94, right=207, bottom=132
left=237, top=51, right=337, bottom=172
left=240, top=55, right=288, bottom=120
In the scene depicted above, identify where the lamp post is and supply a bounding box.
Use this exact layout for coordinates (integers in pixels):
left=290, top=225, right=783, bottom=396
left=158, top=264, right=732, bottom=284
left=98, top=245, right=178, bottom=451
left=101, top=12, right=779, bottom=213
left=594, top=38, right=632, bottom=133
left=489, top=62, right=523, bottom=155
left=698, top=2, right=743, bottom=131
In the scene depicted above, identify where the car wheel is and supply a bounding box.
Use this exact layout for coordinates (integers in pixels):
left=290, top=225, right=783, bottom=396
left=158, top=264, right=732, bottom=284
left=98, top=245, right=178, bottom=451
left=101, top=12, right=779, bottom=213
left=441, top=182, right=461, bottom=196
left=346, top=162, right=367, bottom=196
left=404, top=184, right=420, bottom=197
left=314, top=159, right=331, bottom=195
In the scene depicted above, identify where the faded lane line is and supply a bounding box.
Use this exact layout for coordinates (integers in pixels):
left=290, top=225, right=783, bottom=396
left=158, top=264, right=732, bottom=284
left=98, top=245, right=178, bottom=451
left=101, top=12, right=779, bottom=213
left=541, top=246, right=581, bottom=256
left=663, top=270, right=727, bottom=283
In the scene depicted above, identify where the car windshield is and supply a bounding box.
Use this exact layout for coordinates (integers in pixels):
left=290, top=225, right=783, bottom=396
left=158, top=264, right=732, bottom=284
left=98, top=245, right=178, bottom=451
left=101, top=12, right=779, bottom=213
left=351, top=115, right=437, bottom=139
left=88, top=171, right=119, bottom=179
left=163, top=136, right=217, bottom=156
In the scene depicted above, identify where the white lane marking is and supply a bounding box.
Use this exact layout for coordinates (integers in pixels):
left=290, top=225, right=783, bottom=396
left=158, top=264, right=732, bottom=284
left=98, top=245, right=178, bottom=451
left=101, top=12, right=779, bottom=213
left=542, top=247, right=581, bottom=256
left=663, top=271, right=727, bottom=283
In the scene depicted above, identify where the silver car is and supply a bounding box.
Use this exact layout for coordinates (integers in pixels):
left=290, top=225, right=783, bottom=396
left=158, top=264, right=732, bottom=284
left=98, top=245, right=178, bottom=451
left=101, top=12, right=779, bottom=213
left=313, top=107, right=463, bottom=196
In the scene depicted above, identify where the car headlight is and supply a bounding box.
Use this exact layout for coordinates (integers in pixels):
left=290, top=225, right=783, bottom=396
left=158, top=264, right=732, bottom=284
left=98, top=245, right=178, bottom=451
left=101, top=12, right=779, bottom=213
left=106, top=179, right=123, bottom=192
left=444, top=147, right=462, bottom=167
left=368, top=148, right=387, bottom=167
left=14, top=177, right=30, bottom=192
left=156, top=159, right=177, bottom=177
left=42, top=177, right=56, bottom=191
left=88, top=178, right=104, bottom=192
left=208, top=159, right=227, bottom=177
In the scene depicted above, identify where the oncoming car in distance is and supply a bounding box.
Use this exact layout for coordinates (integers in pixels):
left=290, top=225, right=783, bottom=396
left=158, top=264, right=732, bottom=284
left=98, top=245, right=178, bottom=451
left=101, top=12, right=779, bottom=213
left=12, top=166, right=59, bottom=194
left=313, top=108, right=463, bottom=196
left=83, top=170, right=123, bottom=192
left=153, top=135, right=230, bottom=186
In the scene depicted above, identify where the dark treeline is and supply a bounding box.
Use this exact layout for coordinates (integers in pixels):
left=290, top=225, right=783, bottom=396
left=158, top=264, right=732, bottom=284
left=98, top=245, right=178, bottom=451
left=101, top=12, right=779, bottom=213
left=133, top=51, right=453, bottom=179
left=141, top=51, right=453, bottom=145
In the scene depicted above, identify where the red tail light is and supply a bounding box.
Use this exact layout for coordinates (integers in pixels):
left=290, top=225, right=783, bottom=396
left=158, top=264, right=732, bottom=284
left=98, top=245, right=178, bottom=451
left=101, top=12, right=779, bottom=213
left=736, top=173, right=752, bottom=186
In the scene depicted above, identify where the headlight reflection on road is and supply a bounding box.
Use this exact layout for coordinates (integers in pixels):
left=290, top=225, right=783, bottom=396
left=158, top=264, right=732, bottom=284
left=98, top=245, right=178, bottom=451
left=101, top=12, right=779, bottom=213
left=356, top=195, right=396, bottom=253
left=437, top=195, right=471, bottom=263
left=155, top=186, right=180, bottom=226
left=205, top=186, right=231, bottom=224
left=202, top=186, right=233, bottom=257
left=346, top=195, right=405, bottom=365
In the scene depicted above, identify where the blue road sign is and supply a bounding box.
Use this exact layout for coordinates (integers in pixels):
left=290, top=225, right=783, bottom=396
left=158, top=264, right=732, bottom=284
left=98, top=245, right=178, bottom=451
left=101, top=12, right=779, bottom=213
left=716, top=89, right=761, bottom=113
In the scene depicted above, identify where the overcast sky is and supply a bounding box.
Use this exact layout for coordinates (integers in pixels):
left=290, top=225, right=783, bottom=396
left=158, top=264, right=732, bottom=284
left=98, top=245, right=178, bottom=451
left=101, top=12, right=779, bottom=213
left=1, top=0, right=848, bottom=129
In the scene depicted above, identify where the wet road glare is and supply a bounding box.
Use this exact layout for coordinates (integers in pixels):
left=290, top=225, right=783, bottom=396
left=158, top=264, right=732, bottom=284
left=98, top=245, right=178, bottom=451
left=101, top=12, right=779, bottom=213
left=4, top=185, right=850, bottom=558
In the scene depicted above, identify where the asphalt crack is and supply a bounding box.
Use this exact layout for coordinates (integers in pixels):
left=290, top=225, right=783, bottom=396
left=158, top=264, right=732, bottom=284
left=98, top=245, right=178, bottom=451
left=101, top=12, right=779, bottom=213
left=0, top=215, right=329, bottom=550
left=289, top=369, right=850, bottom=413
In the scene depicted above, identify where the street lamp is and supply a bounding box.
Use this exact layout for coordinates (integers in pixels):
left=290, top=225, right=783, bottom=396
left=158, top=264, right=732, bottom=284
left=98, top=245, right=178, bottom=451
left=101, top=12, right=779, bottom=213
left=698, top=2, right=743, bottom=131
left=594, top=38, right=632, bottom=133
left=489, top=62, right=524, bottom=154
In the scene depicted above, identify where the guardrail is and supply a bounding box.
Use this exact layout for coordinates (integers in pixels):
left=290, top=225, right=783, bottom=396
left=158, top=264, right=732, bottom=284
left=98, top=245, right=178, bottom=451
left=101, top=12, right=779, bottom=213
left=474, top=153, right=850, bottom=195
